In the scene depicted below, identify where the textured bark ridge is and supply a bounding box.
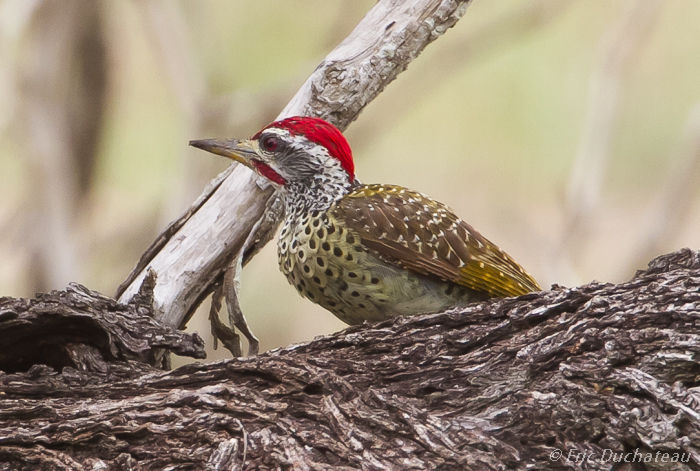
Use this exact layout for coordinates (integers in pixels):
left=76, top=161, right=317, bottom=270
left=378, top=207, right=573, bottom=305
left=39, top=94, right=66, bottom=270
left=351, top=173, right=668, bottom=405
left=1, top=249, right=700, bottom=470
left=0, top=281, right=205, bottom=376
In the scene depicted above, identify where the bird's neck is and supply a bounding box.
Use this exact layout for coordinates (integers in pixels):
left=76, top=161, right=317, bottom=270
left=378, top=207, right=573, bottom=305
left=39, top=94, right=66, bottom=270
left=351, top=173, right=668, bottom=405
left=282, top=174, right=356, bottom=223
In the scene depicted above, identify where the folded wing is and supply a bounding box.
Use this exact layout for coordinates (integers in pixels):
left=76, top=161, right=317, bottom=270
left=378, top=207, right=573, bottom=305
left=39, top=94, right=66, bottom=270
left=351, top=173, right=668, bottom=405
left=332, top=185, right=541, bottom=298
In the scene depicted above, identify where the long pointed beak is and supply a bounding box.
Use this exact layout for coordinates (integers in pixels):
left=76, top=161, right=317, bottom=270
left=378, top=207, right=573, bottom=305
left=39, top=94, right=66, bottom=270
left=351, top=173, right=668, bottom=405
left=189, top=138, right=259, bottom=166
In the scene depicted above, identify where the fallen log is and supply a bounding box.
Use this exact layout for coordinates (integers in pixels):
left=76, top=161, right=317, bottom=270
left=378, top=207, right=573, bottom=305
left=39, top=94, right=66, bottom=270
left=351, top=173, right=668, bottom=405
left=1, top=249, right=698, bottom=470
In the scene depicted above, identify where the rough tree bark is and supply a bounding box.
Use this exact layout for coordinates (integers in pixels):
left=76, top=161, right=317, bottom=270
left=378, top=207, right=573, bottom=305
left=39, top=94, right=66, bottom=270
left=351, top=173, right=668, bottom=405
left=1, top=249, right=700, bottom=470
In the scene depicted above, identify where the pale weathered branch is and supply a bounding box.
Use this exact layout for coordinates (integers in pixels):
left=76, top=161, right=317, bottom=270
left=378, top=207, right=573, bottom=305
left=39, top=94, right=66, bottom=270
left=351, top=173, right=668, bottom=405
left=115, top=0, right=474, bottom=334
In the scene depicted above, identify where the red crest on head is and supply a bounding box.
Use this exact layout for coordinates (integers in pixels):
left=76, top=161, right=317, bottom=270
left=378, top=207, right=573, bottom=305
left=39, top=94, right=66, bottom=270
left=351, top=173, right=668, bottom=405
left=252, top=117, right=354, bottom=179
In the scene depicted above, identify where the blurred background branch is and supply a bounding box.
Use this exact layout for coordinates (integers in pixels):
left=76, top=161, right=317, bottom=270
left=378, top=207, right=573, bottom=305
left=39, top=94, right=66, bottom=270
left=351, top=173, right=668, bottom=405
left=14, top=0, right=107, bottom=294
left=550, top=0, right=664, bottom=285
left=350, top=0, right=575, bottom=147
left=0, top=0, right=699, bottom=365
left=628, top=102, right=700, bottom=274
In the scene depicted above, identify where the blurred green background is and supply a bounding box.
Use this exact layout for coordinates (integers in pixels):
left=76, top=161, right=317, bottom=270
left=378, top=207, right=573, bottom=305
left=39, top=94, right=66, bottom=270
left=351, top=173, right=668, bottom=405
left=1, top=0, right=699, bottom=365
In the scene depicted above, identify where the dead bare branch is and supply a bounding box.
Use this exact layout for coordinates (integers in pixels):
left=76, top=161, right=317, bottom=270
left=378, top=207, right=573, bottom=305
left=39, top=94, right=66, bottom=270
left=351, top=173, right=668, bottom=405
left=115, top=0, right=476, bottom=339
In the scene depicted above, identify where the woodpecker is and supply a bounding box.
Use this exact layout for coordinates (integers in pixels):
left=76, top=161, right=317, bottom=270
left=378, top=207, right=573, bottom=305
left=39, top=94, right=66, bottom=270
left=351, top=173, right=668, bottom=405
left=191, top=117, right=540, bottom=325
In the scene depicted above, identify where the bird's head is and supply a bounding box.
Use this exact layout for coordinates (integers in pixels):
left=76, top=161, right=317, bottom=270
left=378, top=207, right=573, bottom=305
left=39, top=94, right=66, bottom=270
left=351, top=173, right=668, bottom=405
left=190, top=117, right=355, bottom=191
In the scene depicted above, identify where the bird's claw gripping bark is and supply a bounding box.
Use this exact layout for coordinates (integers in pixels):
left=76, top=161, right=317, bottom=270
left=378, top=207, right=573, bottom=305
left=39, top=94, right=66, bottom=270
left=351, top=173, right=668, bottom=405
left=209, top=193, right=284, bottom=357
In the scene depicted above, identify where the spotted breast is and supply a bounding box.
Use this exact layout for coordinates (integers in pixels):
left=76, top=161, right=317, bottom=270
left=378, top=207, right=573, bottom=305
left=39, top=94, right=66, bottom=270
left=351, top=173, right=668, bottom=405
left=277, top=184, right=539, bottom=325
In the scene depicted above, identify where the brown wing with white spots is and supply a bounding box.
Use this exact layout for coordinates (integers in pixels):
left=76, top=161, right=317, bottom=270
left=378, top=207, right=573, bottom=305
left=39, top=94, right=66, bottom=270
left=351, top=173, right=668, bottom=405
left=332, top=184, right=541, bottom=298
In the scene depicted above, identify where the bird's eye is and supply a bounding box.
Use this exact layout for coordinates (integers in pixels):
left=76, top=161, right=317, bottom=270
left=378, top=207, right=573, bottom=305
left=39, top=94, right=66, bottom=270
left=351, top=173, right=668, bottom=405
left=261, top=136, right=279, bottom=152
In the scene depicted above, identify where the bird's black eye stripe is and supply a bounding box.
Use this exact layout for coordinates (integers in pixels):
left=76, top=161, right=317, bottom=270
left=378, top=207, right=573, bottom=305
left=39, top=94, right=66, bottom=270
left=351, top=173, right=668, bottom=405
left=261, top=135, right=281, bottom=152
